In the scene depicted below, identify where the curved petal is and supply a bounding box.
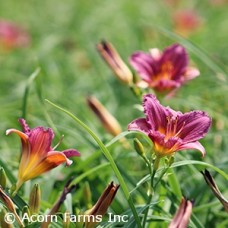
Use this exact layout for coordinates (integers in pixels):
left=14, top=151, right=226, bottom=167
left=128, top=118, right=150, bottom=134
left=161, top=44, right=188, bottom=81
left=177, top=111, right=211, bottom=142
left=184, top=67, right=200, bottom=81
left=18, top=118, right=31, bottom=134
left=177, top=141, right=206, bottom=157
left=129, top=52, right=155, bottom=82
left=143, top=94, right=168, bottom=131
left=62, top=149, right=80, bottom=158
left=21, top=151, right=71, bottom=181
left=6, top=129, right=31, bottom=177
left=29, top=127, right=54, bottom=158
left=149, top=48, right=162, bottom=61
left=6, top=128, right=28, bottom=140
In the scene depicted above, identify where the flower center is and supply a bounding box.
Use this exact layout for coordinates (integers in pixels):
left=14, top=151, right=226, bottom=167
left=155, top=61, right=174, bottom=80
left=163, top=116, right=185, bottom=141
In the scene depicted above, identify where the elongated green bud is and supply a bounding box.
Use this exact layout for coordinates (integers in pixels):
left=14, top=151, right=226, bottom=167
left=63, top=211, right=70, bottom=228
left=29, top=184, right=41, bottom=214
left=0, top=168, right=7, bottom=189
left=83, top=182, right=92, bottom=209
left=22, top=206, right=31, bottom=226
left=168, top=156, right=175, bottom=166
left=133, top=138, right=145, bottom=157
left=165, top=156, right=175, bottom=167
left=0, top=209, right=13, bottom=228
left=0, top=187, right=24, bottom=227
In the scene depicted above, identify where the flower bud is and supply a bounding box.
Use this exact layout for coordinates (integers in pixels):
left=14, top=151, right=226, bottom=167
left=169, top=197, right=193, bottom=228
left=165, top=156, right=175, bottom=167
left=201, top=169, right=228, bottom=212
left=0, top=209, right=13, bottom=228
left=87, top=96, right=122, bottom=136
left=0, top=187, right=24, bottom=227
left=83, top=182, right=92, bottom=209
left=63, top=211, right=70, bottom=228
left=84, top=182, right=119, bottom=228
left=29, top=183, right=41, bottom=214
left=0, top=167, right=7, bottom=189
left=22, top=206, right=31, bottom=226
left=97, top=40, right=133, bottom=85
left=133, top=138, right=145, bottom=157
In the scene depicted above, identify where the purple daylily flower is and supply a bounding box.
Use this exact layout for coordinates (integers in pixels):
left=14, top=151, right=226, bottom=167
left=128, top=94, right=211, bottom=157
left=129, top=44, right=199, bottom=93
left=6, top=118, right=80, bottom=193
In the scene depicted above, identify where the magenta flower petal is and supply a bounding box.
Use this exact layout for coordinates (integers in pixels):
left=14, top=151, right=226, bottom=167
left=128, top=118, right=150, bottom=134
left=62, top=149, right=81, bottom=158
left=160, top=44, right=188, bottom=81
left=143, top=94, right=167, bottom=131
left=129, top=52, right=155, bottom=82
left=177, top=111, right=212, bottom=142
left=129, top=43, right=199, bottom=93
left=177, top=141, right=206, bottom=157
left=19, top=118, right=31, bottom=134
left=6, top=118, right=80, bottom=193
left=184, top=67, right=200, bottom=80
left=28, top=127, right=54, bottom=158
left=128, top=94, right=211, bottom=157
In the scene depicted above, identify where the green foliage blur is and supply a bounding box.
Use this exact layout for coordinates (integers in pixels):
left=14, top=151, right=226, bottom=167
left=0, top=0, right=228, bottom=227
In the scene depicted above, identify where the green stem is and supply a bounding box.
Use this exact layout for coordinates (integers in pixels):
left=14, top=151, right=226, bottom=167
left=153, top=166, right=169, bottom=191
left=142, top=156, right=160, bottom=228
left=22, top=68, right=40, bottom=119
left=45, top=100, right=142, bottom=228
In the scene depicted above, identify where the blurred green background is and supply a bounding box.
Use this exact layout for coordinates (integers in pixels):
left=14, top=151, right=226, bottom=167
left=0, top=0, right=228, bottom=227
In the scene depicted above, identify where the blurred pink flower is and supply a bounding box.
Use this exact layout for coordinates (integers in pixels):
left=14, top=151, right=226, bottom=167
left=173, top=10, right=202, bottom=37
left=128, top=94, right=211, bottom=158
left=0, top=20, right=30, bottom=50
left=209, top=0, right=228, bottom=6
left=129, top=44, right=199, bottom=94
left=169, top=198, right=193, bottom=228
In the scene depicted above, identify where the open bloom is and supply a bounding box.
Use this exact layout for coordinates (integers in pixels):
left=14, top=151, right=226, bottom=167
left=129, top=44, right=199, bottom=93
left=97, top=40, right=133, bottom=85
left=169, top=197, right=193, bottom=228
left=6, top=118, right=80, bottom=193
left=128, top=94, right=211, bottom=157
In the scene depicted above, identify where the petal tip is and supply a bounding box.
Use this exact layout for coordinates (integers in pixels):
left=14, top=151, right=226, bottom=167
left=5, top=129, right=11, bottom=135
